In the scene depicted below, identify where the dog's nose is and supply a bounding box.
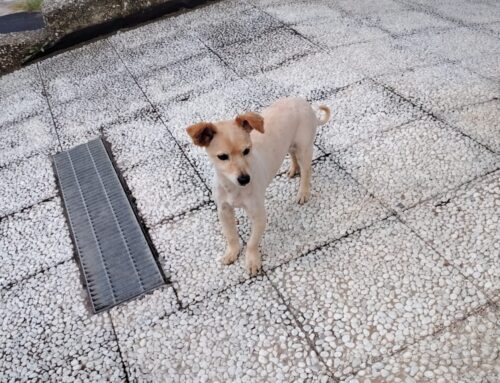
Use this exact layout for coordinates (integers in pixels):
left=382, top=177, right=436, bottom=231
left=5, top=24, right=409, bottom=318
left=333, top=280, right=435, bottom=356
left=237, top=174, right=250, bottom=186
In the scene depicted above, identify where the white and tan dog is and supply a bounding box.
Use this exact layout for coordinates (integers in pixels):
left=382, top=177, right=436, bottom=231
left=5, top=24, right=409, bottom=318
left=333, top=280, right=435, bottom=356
left=186, top=98, right=330, bottom=275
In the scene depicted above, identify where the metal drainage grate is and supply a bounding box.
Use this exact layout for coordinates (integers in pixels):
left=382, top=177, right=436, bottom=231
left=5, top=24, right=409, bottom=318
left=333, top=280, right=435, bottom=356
left=53, top=138, right=164, bottom=313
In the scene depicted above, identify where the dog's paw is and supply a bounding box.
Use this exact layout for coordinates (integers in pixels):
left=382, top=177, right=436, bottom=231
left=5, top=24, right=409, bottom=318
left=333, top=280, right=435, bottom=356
left=245, top=250, right=262, bottom=276
left=296, top=190, right=311, bottom=204
left=220, top=247, right=240, bottom=265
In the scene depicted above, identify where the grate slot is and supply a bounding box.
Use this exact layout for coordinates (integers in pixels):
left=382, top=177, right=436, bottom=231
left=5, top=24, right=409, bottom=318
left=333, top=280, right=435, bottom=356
left=54, top=138, right=164, bottom=313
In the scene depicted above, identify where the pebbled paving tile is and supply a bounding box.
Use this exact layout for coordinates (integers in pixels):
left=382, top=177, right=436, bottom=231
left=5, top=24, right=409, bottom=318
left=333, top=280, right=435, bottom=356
left=402, top=170, right=500, bottom=301
left=0, top=261, right=124, bottom=382
left=0, top=198, right=73, bottom=289
left=0, top=113, right=59, bottom=167
left=239, top=156, right=390, bottom=269
left=441, top=99, right=500, bottom=153
left=335, top=118, right=499, bottom=212
left=0, top=155, right=56, bottom=217
left=216, top=28, right=318, bottom=77
left=0, top=65, right=46, bottom=127
left=114, top=276, right=331, bottom=382
left=39, top=40, right=149, bottom=149
left=460, top=53, right=500, bottom=81
left=249, top=51, right=364, bottom=101
left=122, top=151, right=210, bottom=227
left=268, top=218, right=488, bottom=380
left=403, top=27, right=500, bottom=62
left=348, top=305, right=499, bottom=383
left=380, top=63, right=499, bottom=113
left=330, top=37, right=440, bottom=77
left=363, top=8, right=455, bottom=35
left=315, top=80, right=423, bottom=152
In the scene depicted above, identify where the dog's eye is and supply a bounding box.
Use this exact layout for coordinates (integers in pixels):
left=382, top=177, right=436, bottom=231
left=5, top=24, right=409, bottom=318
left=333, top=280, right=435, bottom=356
left=217, top=154, right=229, bottom=161
left=243, top=148, right=250, bottom=156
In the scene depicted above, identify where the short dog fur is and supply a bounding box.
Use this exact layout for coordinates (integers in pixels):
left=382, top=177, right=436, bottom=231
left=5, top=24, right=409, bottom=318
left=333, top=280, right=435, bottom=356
left=186, top=98, right=330, bottom=275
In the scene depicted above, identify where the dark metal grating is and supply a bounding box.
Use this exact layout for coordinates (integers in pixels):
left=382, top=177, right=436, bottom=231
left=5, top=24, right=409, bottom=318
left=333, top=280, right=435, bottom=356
left=53, top=138, right=164, bottom=313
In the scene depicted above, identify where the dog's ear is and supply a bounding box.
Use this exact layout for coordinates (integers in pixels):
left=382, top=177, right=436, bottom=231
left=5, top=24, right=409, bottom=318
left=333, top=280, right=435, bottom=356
left=235, top=112, right=264, bottom=134
left=186, top=122, right=217, bottom=147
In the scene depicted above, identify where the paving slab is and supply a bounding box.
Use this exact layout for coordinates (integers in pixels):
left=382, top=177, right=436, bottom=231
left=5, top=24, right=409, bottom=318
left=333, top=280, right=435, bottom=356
left=441, top=99, right=500, bottom=153
left=240, top=156, right=390, bottom=269
left=0, top=112, right=59, bottom=167
left=216, top=27, right=318, bottom=77
left=136, top=50, right=240, bottom=111
left=193, top=6, right=282, bottom=49
left=0, top=154, right=56, bottom=217
left=363, top=8, right=455, bottom=35
left=413, top=0, right=500, bottom=25
left=401, top=170, right=500, bottom=301
left=460, top=53, right=500, bottom=81
left=109, top=21, right=207, bottom=78
left=39, top=40, right=149, bottom=149
left=249, top=51, right=364, bottom=102
left=403, top=27, right=500, bottom=62
left=335, top=118, right=499, bottom=212
left=0, top=65, right=46, bottom=127
left=268, top=218, right=488, bottom=380
left=0, top=197, right=73, bottom=289
left=348, top=306, right=499, bottom=382
left=336, top=0, right=409, bottom=16
left=103, top=108, right=173, bottom=170
left=122, top=152, right=210, bottom=227
left=330, top=37, right=440, bottom=77
left=0, top=261, right=124, bottom=382
left=380, top=63, right=499, bottom=113
left=257, top=0, right=338, bottom=25
left=315, top=80, right=423, bottom=152
left=291, top=10, right=389, bottom=49
left=113, top=276, right=331, bottom=382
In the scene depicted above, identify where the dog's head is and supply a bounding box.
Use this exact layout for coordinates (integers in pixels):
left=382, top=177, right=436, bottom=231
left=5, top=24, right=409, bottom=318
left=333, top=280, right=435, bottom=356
left=186, top=112, right=264, bottom=187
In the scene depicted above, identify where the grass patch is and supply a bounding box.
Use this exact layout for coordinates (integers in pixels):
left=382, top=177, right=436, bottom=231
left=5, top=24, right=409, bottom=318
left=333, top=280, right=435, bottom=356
left=11, top=0, right=43, bottom=12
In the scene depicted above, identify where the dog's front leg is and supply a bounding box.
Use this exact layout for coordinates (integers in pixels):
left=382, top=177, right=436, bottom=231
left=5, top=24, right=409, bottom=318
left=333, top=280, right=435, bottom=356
left=218, top=203, right=241, bottom=265
left=245, top=202, right=267, bottom=275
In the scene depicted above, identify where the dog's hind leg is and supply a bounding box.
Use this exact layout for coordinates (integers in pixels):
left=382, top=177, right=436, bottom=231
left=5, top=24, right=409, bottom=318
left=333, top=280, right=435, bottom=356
left=287, top=148, right=299, bottom=178
left=295, top=145, right=313, bottom=204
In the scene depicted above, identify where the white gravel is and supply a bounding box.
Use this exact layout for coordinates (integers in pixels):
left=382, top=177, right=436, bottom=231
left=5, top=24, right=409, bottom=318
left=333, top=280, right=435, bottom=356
left=379, top=63, right=499, bottom=113
left=0, top=66, right=46, bottom=127
left=348, top=306, right=499, bottom=382
left=0, top=261, right=124, bottom=382
left=460, top=53, right=500, bottom=82
left=217, top=28, right=318, bottom=77
left=113, top=276, right=331, bottom=382
left=239, top=156, right=390, bottom=268
left=268, top=217, right=488, bottom=380
left=402, top=170, right=500, bottom=300
left=39, top=40, right=149, bottom=150
left=403, top=27, right=500, bottom=61
left=123, top=152, right=210, bottom=226
left=441, top=99, right=500, bottom=152
left=0, top=155, right=56, bottom=217
left=362, top=8, right=455, bottom=35
left=336, top=117, right=499, bottom=211
left=0, top=113, right=59, bottom=167
left=329, top=37, right=440, bottom=77
left=103, top=109, right=174, bottom=170
left=249, top=51, right=364, bottom=101
left=151, top=203, right=248, bottom=306
left=0, top=198, right=73, bottom=288
left=412, top=0, right=500, bottom=25
left=315, top=79, right=423, bottom=152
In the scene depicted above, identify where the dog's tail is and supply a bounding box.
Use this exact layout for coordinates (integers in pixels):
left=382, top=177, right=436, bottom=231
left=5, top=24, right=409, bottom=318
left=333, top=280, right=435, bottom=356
left=317, top=105, right=331, bottom=126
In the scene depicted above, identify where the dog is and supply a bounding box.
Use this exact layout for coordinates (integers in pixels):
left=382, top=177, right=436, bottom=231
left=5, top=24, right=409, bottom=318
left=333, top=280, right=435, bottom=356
left=186, top=98, right=330, bottom=275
